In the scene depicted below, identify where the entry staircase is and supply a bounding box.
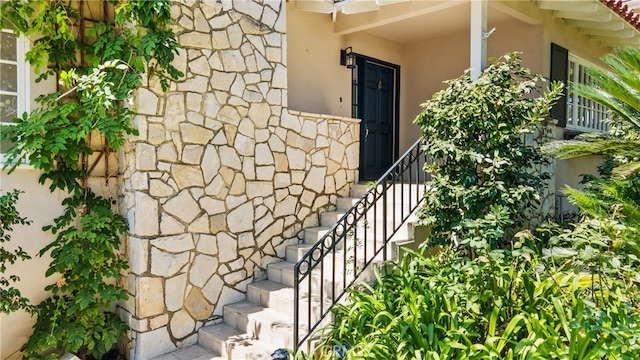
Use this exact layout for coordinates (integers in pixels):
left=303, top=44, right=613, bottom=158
left=152, top=140, right=427, bottom=360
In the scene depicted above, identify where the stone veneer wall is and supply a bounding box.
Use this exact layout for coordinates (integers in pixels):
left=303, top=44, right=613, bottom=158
left=118, top=1, right=360, bottom=358
left=522, top=124, right=556, bottom=227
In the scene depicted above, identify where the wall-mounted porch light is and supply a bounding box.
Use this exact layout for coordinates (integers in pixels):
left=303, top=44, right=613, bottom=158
left=340, top=47, right=356, bottom=69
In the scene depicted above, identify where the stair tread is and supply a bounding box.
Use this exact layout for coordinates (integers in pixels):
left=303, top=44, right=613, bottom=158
left=282, top=241, right=399, bottom=263
left=248, top=280, right=334, bottom=304
left=269, top=259, right=385, bottom=283
left=226, top=300, right=295, bottom=325
left=150, top=344, right=220, bottom=360
left=248, top=279, right=291, bottom=293
left=288, top=243, right=313, bottom=250
left=267, top=260, right=295, bottom=270
left=199, top=324, right=276, bottom=359
left=306, top=226, right=333, bottom=231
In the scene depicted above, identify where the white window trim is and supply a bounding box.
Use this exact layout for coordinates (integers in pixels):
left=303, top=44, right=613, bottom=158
left=566, top=54, right=609, bottom=133
left=1, top=28, right=30, bottom=167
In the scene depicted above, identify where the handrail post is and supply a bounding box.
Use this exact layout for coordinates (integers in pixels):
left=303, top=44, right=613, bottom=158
left=293, top=264, right=299, bottom=353
left=382, top=178, right=388, bottom=263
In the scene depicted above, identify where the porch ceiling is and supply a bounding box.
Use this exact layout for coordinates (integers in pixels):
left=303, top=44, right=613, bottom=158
left=540, top=0, right=640, bottom=47
left=355, top=3, right=515, bottom=44
left=332, top=1, right=514, bottom=44
left=324, top=0, right=640, bottom=47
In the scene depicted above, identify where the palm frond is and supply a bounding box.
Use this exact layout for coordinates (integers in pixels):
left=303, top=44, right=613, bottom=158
left=543, top=139, right=640, bottom=159
left=611, top=161, right=640, bottom=178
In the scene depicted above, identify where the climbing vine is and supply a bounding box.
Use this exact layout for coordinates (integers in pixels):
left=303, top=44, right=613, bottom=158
left=0, top=190, right=31, bottom=314
left=0, top=0, right=182, bottom=358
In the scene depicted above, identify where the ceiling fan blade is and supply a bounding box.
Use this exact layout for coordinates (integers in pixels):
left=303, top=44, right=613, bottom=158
left=341, top=0, right=380, bottom=14
left=297, top=0, right=335, bottom=13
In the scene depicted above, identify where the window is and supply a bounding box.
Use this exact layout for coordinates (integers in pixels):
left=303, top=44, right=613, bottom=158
left=549, top=43, right=608, bottom=133
left=566, top=55, right=609, bottom=132
left=0, top=19, right=28, bottom=163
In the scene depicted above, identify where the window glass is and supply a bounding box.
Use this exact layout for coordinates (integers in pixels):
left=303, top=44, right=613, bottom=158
left=0, top=94, right=17, bottom=121
left=0, top=20, right=24, bottom=163
left=1, top=63, right=17, bottom=92
left=0, top=31, right=16, bottom=61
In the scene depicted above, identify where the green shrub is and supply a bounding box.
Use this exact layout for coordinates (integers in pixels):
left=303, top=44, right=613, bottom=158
left=321, top=240, right=640, bottom=359
left=414, top=53, right=562, bottom=250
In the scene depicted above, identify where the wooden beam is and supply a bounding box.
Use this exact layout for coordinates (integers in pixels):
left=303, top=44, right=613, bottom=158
left=592, top=35, right=640, bottom=44
left=553, top=10, right=612, bottom=22
left=566, top=19, right=625, bottom=30
left=581, top=28, right=636, bottom=37
left=538, top=1, right=599, bottom=13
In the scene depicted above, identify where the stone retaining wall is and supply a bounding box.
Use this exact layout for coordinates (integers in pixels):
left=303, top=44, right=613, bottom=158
left=118, top=1, right=360, bottom=358
left=522, top=124, right=556, bottom=227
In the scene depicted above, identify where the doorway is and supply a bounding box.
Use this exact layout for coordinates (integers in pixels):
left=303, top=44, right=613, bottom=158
left=353, top=56, right=400, bottom=181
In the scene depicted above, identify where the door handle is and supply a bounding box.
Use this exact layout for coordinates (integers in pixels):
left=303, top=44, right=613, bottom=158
left=365, top=126, right=369, bottom=138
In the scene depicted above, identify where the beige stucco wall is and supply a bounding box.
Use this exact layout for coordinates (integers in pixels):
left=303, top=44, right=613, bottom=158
left=286, top=2, right=405, bottom=119
left=0, top=21, right=114, bottom=357
left=402, top=18, right=543, bottom=153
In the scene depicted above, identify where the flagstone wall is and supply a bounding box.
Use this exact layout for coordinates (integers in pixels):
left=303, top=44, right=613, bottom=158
left=118, top=1, right=360, bottom=358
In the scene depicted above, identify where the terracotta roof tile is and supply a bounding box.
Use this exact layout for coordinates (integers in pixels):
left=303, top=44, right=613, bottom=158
left=601, top=0, right=640, bottom=29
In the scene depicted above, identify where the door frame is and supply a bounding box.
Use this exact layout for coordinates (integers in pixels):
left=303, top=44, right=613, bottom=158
left=351, top=54, right=401, bottom=181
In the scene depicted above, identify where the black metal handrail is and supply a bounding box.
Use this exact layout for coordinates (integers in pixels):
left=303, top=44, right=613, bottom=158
left=293, top=138, right=428, bottom=352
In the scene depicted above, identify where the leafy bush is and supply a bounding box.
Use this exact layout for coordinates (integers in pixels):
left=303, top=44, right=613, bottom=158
left=20, top=193, right=130, bottom=360
left=319, top=222, right=640, bottom=359
left=414, top=53, right=562, bottom=249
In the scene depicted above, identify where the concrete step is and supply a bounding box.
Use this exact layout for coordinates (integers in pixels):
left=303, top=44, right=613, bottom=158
left=150, top=344, right=222, bottom=360
left=319, top=208, right=415, bottom=227
left=336, top=197, right=361, bottom=211
left=198, top=323, right=276, bottom=360
left=350, top=183, right=426, bottom=199
left=247, top=280, right=335, bottom=324
left=337, top=195, right=425, bottom=213
left=267, top=258, right=383, bottom=298
left=304, top=223, right=413, bottom=246
left=303, top=226, right=332, bottom=244
left=291, top=222, right=416, bottom=266
left=247, top=280, right=293, bottom=315
left=286, top=237, right=393, bottom=263
left=223, top=301, right=297, bottom=349
left=350, top=184, right=370, bottom=198
left=285, top=243, right=321, bottom=263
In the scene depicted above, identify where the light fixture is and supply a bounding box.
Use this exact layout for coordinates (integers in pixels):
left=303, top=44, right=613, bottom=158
left=340, top=47, right=356, bottom=69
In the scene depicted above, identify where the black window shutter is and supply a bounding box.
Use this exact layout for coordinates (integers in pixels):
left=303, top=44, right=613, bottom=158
left=550, top=43, right=569, bottom=127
